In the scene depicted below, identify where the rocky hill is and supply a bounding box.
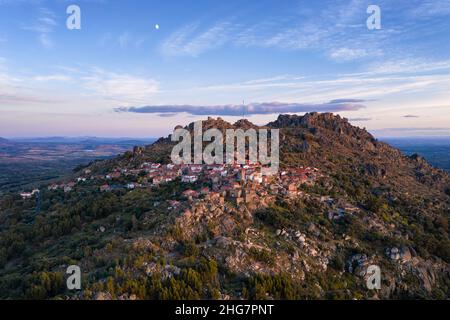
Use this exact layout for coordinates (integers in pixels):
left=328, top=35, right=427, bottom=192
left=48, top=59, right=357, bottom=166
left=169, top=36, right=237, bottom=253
left=0, top=113, right=448, bottom=300
left=270, top=113, right=448, bottom=190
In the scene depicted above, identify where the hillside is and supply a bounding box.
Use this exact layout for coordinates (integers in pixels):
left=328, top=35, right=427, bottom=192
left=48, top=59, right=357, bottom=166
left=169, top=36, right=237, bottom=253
left=0, top=113, right=448, bottom=300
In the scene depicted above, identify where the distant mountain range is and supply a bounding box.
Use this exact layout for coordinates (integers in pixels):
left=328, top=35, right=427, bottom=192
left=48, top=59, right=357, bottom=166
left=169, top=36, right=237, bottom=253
left=7, top=137, right=156, bottom=145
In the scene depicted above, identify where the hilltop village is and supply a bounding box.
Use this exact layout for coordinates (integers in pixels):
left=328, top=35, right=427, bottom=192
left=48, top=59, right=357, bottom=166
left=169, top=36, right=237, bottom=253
left=26, top=162, right=320, bottom=206
left=18, top=159, right=369, bottom=228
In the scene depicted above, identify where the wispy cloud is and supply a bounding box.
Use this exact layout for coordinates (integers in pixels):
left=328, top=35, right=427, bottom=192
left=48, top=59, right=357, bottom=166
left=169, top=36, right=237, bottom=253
left=367, top=58, right=450, bottom=75
left=22, top=7, right=57, bottom=48
left=403, top=114, right=420, bottom=118
left=161, top=22, right=233, bottom=57
left=160, top=1, right=389, bottom=61
left=100, top=32, right=147, bottom=49
left=373, top=127, right=450, bottom=137
left=349, top=117, right=372, bottom=121
left=161, top=19, right=326, bottom=57
left=407, top=0, right=450, bottom=18
left=329, top=47, right=382, bottom=62
left=329, top=98, right=369, bottom=104
left=378, top=127, right=450, bottom=131
left=38, top=33, right=53, bottom=49
left=158, top=0, right=450, bottom=64
left=0, top=94, right=59, bottom=104
left=32, top=75, right=72, bottom=82
left=115, top=100, right=366, bottom=117
left=235, top=22, right=329, bottom=50
left=1, top=58, right=157, bottom=107
left=171, top=69, right=450, bottom=105
left=83, top=69, right=159, bottom=104
left=0, top=68, right=63, bottom=105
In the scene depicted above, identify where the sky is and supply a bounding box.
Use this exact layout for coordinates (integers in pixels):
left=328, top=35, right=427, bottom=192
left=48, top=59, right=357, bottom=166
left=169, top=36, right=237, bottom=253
left=1, top=0, right=450, bottom=138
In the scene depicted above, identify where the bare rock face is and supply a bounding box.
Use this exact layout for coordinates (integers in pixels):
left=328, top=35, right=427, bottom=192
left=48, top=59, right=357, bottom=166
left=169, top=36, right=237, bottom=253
left=133, top=146, right=144, bottom=156
left=399, top=246, right=413, bottom=263
left=234, top=119, right=259, bottom=130
left=414, top=262, right=437, bottom=293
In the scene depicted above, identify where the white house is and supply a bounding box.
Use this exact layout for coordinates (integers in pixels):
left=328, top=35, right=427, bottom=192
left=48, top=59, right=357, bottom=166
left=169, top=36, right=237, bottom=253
left=182, top=175, right=198, bottom=183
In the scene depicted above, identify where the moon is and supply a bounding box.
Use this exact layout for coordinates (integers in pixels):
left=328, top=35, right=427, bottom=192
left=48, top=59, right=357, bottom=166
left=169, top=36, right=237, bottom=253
left=155, top=24, right=160, bottom=30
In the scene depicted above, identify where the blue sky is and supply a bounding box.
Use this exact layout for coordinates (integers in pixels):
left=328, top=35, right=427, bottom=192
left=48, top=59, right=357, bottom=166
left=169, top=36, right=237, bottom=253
left=1, top=0, right=450, bottom=137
